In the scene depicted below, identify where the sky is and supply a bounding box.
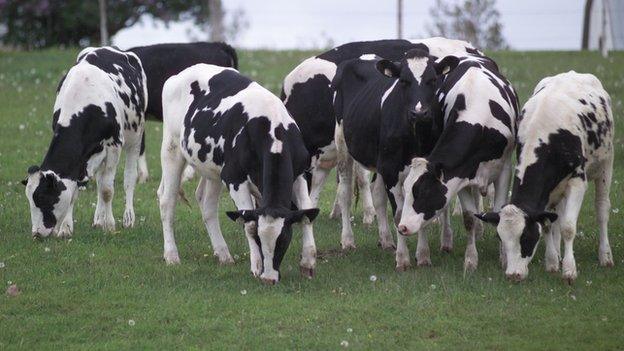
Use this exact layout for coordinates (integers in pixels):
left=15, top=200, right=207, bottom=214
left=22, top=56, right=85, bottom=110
left=113, top=0, right=586, bottom=50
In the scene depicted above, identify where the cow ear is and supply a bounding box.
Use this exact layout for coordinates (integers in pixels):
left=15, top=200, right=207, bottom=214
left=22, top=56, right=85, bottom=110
left=533, top=212, right=558, bottom=225
left=427, top=162, right=443, bottom=178
left=77, top=180, right=89, bottom=188
left=475, top=212, right=500, bottom=225
left=21, top=179, right=28, bottom=186
left=376, top=59, right=401, bottom=78
left=27, top=165, right=40, bottom=175
left=435, top=55, right=459, bottom=76
left=286, top=208, right=320, bottom=225
left=226, top=210, right=258, bottom=224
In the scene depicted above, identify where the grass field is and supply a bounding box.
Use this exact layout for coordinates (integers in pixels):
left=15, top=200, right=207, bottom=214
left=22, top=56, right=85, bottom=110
left=1, top=48, right=623, bottom=350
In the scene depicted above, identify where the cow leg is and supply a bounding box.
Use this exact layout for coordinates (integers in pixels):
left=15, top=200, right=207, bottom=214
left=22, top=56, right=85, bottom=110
left=137, top=130, right=149, bottom=183
left=493, top=157, right=512, bottom=211
left=559, top=178, right=588, bottom=283
left=93, top=147, right=120, bottom=232
left=229, top=182, right=262, bottom=277
left=372, top=175, right=395, bottom=251
left=157, top=136, right=186, bottom=265
left=335, top=124, right=356, bottom=250
left=440, top=206, right=454, bottom=252
left=388, top=184, right=410, bottom=271
left=309, top=165, right=331, bottom=207
left=56, top=197, right=75, bottom=238
left=416, top=230, right=431, bottom=266
left=329, top=171, right=342, bottom=219
left=123, top=140, right=141, bottom=228
left=595, top=157, right=614, bottom=267
left=195, top=176, right=233, bottom=265
left=293, top=175, right=317, bottom=278
left=472, top=187, right=484, bottom=240
left=545, top=201, right=565, bottom=272
left=459, top=187, right=479, bottom=273
left=355, top=164, right=375, bottom=226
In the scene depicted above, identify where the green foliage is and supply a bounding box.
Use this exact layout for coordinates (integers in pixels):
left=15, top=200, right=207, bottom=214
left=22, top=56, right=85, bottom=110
left=428, top=0, right=509, bottom=50
left=0, top=49, right=623, bottom=348
left=0, top=0, right=210, bottom=49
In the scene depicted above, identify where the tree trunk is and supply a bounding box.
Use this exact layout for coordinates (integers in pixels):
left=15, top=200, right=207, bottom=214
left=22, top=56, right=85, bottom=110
left=99, top=0, right=109, bottom=46
left=397, top=0, right=403, bottom=39
left=209, top=0, right=226, bottom=42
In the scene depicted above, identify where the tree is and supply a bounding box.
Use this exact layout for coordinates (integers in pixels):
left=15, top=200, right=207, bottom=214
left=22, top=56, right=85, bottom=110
left=0, top=0, right=240, bottom=49
left=427, top=0, right=508, bottom=50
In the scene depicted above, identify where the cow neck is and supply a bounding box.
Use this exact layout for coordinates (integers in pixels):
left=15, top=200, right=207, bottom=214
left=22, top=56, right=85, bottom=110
left=259, top=149, right=294, bottom=211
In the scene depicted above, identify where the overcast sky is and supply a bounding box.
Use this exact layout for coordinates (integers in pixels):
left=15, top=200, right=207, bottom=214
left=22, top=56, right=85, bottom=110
left=113, top=0, right=586, bottom=50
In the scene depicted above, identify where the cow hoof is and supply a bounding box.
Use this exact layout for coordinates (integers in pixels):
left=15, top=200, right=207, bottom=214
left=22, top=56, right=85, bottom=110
left=464, top=259, right=478, bottom=273
left=362, top=211, right=375, bottom=226
left=417, top=258, right=432, bottom=267
left=377, top=240, right=396, bottom=251
left=137, top=172, right=149, bottom=184
left=545, top=263, right=560, bottom=273
left=216, top=253, right=235, bottom=265
left=599, top=251, right=614, bottom=267
left=395, top=263, right=410, bottom=272
left=562, top=271, right=577, bottom=284
left=341, top=242, right=356, bottom=251
left=164, top=251, right=181, bottom=265
left=440, top=245, right=453, bottom=253
left=261, top=277, right=277, bottom=285
left=329, top=207, right=341, bottom=219
left=300, top=266, right=315, bottom=279
left=123, top=209, right=135, bottom=228
left=55, top=226, right=73, bottom=238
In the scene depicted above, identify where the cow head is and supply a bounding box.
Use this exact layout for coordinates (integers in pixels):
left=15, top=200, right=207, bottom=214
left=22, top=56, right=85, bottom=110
left=376, top=50, right=459, bottom=125
left=226, top=207, right=319, bottom=284
left=22, top=166, right=77, bottom=238
left=397, top=158, right=451, bottom=236
left=475, top=205, right=557, bottom=281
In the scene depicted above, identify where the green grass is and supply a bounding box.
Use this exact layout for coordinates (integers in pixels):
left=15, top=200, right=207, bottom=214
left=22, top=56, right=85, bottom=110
left=1, top=48, right=624, bottom=350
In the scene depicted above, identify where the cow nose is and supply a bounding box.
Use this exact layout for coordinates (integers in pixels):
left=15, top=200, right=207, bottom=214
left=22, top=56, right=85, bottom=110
left=398, top=224, right=411, bottom=236
left=506, top=273, right=524, bottom=282
left=409, top=109, right=429, bottom=122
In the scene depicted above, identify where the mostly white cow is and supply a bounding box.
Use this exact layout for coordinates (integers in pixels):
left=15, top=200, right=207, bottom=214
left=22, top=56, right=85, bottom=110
left=23, top=47, right=147, bottom=237
left=128, top=42, right=238, bottom=182
left=158, top=64, right=319, bottom=284
left=282, top=37, right=481, bottom=250
left=397, top=53, right=518, bottom=272
left=476, top=71, right=614, bottom=282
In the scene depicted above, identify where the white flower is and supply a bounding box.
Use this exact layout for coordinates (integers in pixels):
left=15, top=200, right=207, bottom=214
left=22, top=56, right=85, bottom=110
left=430, top=284, right=437, bottom=290
left=340, top=340, right=349, bottom=348
left=369, top=275, right=377, bottom=282
left=586, top=280, right=592, bottom=286
left=0, top=262, right=5, bottom=269
left=18, top=124, right=25, bottom=130
left=240, top=289, right=247, bottom=295
left=128, top=319, right=136, bottom=326
left=44, top=247, right=51, bottom=252
left=90, top=253, right=95, bottom=258
left=612, top=208, right=619, bottom=214
left=346, top=328, right=353, bottom=333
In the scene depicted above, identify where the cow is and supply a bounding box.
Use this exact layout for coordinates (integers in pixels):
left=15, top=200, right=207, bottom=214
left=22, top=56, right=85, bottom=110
left=282, top=37, right=481, bottom=251
left=396, top=53, right=518, bottom=273
left=332, top=50, right=463, bottom=270
left=23, top=46, right=147, bottom=237
left=158, top=64, right=319, bottom=284
left=476, top=71, right=614, bottom=282
left=127, top=42, right=238, bottom=182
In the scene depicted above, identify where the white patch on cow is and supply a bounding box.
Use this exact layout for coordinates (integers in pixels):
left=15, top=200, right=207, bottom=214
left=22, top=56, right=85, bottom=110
left=414, top=102, right=423, bottom=113
left=380, top=80, right=398, bottom=108
left=410, top=37, right=482, bottom=57
left=406, top=57, right=428, bottom=84
left=282, top=57, right=337, bottom=105
left=496, top=204, right=532, bottom=279
left=359, top=54, right=378, bottom=61
left=257, top=215, right=285, bottom=282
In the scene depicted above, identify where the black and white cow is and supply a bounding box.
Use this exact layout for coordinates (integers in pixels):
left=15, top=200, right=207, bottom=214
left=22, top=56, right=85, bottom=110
left=159, top=64, right=319, bottom=284
left=23, top=47, right=147, bottom=237
left=332, top=50, right=461, bottom=270
left=282, top=37, right=480, bottom=250
left=397, top=53, right=518, bottom=272
left=127, top=42, right=238, bottom=182
left=476, top=71, right=614, bottom=282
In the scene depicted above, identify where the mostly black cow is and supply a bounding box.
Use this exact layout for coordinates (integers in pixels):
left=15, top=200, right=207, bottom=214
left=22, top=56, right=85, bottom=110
left=476, top=71, right=614, bottom=282
left=23, top=47, right=147, bottom=237
left=397, top=53, right=518, bottom=272
left=127, top=42, right=238, bottom=182
left=158, top=64, right=318, bottom=284
left=282, top=37, right=481, bottom=250
left=332, top=50, right=462, bottom=270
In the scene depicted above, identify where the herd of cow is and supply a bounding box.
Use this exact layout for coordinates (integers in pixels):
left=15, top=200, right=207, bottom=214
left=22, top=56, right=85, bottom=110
left=21, top=37, right=615, bottom=285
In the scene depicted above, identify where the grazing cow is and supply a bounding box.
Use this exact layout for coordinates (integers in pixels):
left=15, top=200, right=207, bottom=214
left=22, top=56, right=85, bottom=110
left=282, top=37, right=480, bottom=250
left=23, top=47, right=147, bottom=237
left=159, top=64, right=319, bottom=284
left=127, top=42, right=238, bottom=182
left=476, top=71, right=614, bottom=282
left=397, top=53, right=518, bottom=272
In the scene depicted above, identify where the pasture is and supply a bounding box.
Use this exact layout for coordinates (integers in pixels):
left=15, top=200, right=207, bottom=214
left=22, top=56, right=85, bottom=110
left=1, top=49, right=623, bottom=349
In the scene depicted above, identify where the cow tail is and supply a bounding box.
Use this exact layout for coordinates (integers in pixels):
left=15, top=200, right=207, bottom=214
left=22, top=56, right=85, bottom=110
left=218, top=42, right=239, bottom=70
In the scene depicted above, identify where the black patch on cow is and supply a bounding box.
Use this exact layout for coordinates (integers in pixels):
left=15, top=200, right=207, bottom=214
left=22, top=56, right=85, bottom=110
left=410, top=167, right=448, bottom=220
left=519, top=219, right=540, bottom=258
left=32, top=173, right=66, bottom=229
left=52, top=109, right=60, bottom=129
left=579, top=98, right=587, bottom=105
left=489, top=99, right=512, bottom=129
left=129, top=42, right=238, bottom=121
